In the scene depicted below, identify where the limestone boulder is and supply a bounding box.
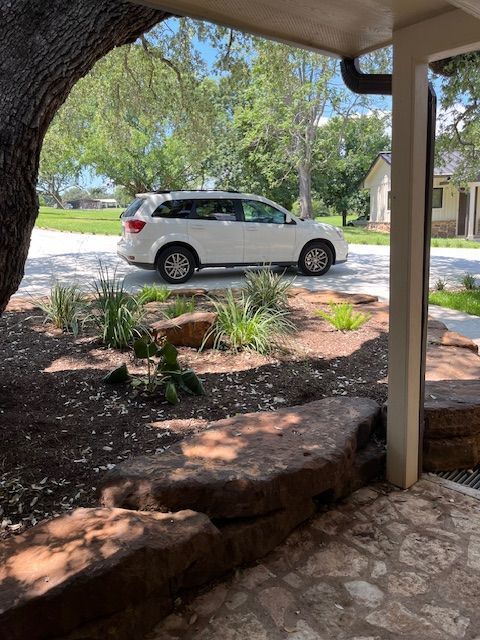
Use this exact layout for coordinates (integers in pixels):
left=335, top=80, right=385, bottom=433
left=0, top=508, right=218, bottom=640
left=151, top=311, right=217, bottom=349
left=292, top=289, right=378, bottom=305
left=423, top=380, right=480, bottom=471
left=170, top=287, right=208, bottom=297
left=100, top=397, right=380, bottom=519
left=428, top=328, right=478, bottom=353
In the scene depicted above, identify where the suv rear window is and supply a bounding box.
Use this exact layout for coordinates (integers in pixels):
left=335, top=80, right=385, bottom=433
left=152, top=200, right=193, bottom=218
left=122, top=198, right=145, bottom=218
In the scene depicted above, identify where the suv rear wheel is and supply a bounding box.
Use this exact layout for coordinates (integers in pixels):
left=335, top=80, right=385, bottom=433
left=298, top=241, right=333, bottom=276
left=157, top=246, right=195, bottom=284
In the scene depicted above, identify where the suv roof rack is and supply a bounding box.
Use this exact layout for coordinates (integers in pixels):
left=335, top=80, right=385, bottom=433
left=153, top=188, right=240, bottom=194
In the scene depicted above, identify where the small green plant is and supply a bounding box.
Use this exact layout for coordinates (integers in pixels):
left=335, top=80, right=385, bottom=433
left=243, top=268, right=293, bottom=313
left=163, top=296, right=196, bottom=319
left=37, top=282, right=85, bottom=335
left=316, top=302, right=371, bottom=331
left=87, top=264, right=144, bottom=350
left=461, top=272, right=477, bottom=290
left=137, top=284, right=171, bottom=304
left=204, top=291, right=293, bottom=354
left=434, top=277, right=448, bottom=291
left=103, top=337, right=205, bottom=404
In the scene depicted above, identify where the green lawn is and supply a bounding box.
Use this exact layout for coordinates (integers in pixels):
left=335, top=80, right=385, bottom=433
left=35, top=207, right=480, bottom=248
left=36, top=206, right=122, bottom=235
left=429, top=290, right=480, bottom=316
left=317, top=215, right=480, bottom=248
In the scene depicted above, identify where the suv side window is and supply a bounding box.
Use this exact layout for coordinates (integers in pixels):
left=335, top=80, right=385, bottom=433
left=152, top=199, right=193, bottom=218
left=193, top=199, right=238, bottom=222
left=242, top=200, right=287, bottom=224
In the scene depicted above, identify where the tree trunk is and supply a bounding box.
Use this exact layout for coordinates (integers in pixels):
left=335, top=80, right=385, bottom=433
left=0, top=0, right=167, bottom=312
left=298, top=162, right=313, bottom=219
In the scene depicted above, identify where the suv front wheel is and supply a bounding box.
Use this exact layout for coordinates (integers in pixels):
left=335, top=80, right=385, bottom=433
left=157, top=246, right=195, bottom=284
left=298, top=241, right=333, bottom=276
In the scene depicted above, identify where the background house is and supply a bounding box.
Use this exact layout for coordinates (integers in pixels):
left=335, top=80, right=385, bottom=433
left=66, top=198, right=119, bottom=210
left=364, top=151, right=480, bottom=238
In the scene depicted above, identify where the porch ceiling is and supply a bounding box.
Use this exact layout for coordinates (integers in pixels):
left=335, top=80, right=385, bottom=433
left=137, top=0, right=477, bottom=57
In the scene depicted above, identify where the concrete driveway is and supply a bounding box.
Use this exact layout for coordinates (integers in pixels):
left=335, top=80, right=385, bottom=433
left=17, top=228, right=480, bottom=343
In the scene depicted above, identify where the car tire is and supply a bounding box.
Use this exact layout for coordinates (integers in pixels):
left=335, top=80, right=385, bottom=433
left=157, top=246, right=195, bottom=284
left=298, top=241, right=333, bottom=276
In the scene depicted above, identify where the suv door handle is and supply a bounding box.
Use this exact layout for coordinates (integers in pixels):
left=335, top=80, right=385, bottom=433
left=190, top=223, right=204, bottom=229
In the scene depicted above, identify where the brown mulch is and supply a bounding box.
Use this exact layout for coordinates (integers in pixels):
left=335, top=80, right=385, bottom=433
left=0, top=294, right=388, bottom=539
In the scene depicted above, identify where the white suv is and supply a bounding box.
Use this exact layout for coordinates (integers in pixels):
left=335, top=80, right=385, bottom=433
left=117, top=190, right=348, bottom=284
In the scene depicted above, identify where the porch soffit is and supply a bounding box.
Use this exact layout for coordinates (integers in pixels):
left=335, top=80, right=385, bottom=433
left=135, top=0, right=475, bottom=58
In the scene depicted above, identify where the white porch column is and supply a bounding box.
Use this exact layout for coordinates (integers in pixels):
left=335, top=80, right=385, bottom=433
left=387, top=39, right=430, bottom=488
left=467, top=184, right=477, bottom=239
left=387, top=11, right=480, bottom=488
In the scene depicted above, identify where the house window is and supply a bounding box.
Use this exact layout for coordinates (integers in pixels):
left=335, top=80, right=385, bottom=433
left=387, top=191, right=391, bottom=211
left=432, top=188, right=443, bottom=209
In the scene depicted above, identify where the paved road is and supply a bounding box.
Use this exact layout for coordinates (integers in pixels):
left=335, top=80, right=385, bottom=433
left=17, top=228, right=480, bottom=343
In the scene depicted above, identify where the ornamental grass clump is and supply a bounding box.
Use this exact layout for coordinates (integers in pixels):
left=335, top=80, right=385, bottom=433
left=316, top=302, right=371, bottom=331
left=434, top=277, right=448, bottom=291
left=243, top=267, right=293, bottom=313
left=163, top=296, right=196, bottom=319
left=461, top=272, right=477, bottom=291
left=38, top=282, right=85, bottom=335
left=87, top=264, right=144, bottom=350
left=137, top=284, right=171, bottom=304
left=204, top=290, right=293, bottom=354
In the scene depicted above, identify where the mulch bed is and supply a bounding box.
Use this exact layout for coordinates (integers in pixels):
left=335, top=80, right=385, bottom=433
left=0, top=293, right=388, bottom=539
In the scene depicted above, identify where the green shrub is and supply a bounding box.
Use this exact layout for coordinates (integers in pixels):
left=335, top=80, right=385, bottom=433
left=163, top=296, right=195, bottom=319
left=87, top=265, right=144, bottom=350
left=104, top=337, right=205, bottom=404
left=243, top=268, right=293, bottom=313
left=38, top=282, right=85, bottom=335
left=434, top=277, right=448, bottom=291
left=205, top=291, right=293, bottom=354
left=461, top=272, right=477, bottom=290
left=137, top=284, right=171, bottom=304
left=316, top=302, right=371, bottom=331
left=291, top=198, right=329, bottom=217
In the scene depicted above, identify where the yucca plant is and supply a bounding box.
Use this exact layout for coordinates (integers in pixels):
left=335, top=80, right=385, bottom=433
left=87, top=264, right=144, bottom=350
left=137, top=284, right=171, bottom=305
left=316, top=302, right=371, bottom=331
left=243, top=267, right=293, bottom=313
left=204, top=291, right=293, bottom=354
left=163, top=296, right=196, bottom=319
left=37, top=282, right=85, bottom=335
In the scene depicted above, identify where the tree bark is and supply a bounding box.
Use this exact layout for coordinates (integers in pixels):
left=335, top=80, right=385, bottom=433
left=0, top=0, right=167, bottom=312
left=298, top=161, right=313, bottom=219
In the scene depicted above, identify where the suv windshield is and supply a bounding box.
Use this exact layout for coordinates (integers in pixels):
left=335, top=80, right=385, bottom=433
left=122, top=198, right=145, bottom=218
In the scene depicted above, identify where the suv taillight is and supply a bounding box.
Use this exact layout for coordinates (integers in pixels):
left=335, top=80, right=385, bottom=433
left=124, top=219, right=146, bottom=234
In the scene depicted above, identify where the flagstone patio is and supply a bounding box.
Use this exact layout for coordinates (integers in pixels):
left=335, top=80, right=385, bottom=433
left=151, top=478, right=480, bottom=640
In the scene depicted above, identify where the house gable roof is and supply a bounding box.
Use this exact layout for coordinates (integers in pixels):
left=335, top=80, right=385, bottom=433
left=363, top=150, right=468, bottom=186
